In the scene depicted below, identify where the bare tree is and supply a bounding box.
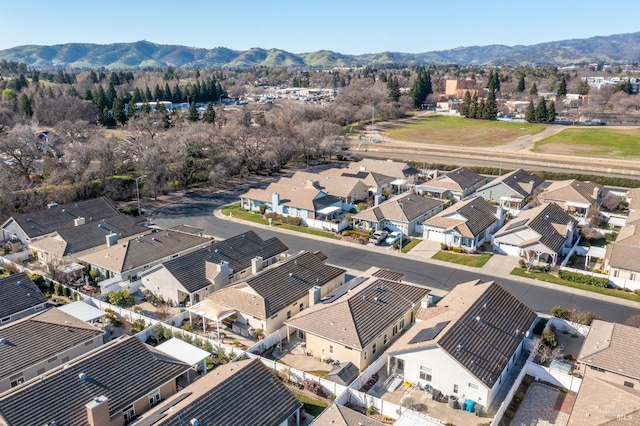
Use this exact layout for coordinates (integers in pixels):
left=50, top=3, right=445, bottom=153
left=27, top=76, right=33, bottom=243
left=535, top=340, right=565, bottom=364
left=0, top=123, right=42, bottom=186
left=521, top=249, right=540, bottom=272
left=624, top=315, right=640, bottom=328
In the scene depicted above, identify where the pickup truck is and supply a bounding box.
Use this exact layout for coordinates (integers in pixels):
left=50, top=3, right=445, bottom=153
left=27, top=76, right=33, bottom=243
left=369, top=230, right=388, bottom=245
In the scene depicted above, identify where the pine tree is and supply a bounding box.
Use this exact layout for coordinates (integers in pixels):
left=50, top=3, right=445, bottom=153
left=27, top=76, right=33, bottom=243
left=112, top=97, right=127, bottom=125
left=525, top=101, right=536, bottom=122
left=557, top=76, right=567, bottom=97
left=164, top=83, right=172, bottom=103
left=203, top=102, right=216, bottom=124
left=535, top=98, right=547, bottom=123
left=18, top=94, right=32, bottom=117
left=485, top=89, right=498, bottom=120
left=478, top=98, right=486, bottom=119
left=410, top=71, right=433, bottom=109
left=132, top=88, right=143, bottom=103
left=188, top=102, right=199, bottom=122
left=517, top=75, right=525, bottom=92
left=460, top=91, right=472, bottom=117
left=141, top=101, right=151, bottom=114
left=470, top=93, right=479, bottom=118
left=107, top=83, right=117, bottom=108
left=487, top=70, right=500, bottom=92
left=144, top=87, right=153, bottom=102
left=546, top=101, right=557, bottom=123
left=153, top=84, right=164, bottom=102
left=387, top=76, right=401, bottom=102
left=530, top=82, right=538, bottom=96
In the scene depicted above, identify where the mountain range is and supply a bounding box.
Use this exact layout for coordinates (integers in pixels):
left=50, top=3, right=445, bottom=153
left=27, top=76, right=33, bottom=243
left=1, top=32, right=640, bottom=69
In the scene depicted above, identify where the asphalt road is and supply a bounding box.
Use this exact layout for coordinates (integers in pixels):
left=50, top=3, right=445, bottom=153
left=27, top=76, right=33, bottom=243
left=148, top=187, right=640, bottom=324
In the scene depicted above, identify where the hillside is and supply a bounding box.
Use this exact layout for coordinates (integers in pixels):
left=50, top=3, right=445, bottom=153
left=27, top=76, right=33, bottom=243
left=2, top=32, right=640, bottom=69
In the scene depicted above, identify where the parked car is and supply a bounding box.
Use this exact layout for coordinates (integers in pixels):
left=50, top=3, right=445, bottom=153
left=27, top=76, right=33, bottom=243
left=369, top=230, right=388, bottom=245
left=385, top=231, right=402, bottom=245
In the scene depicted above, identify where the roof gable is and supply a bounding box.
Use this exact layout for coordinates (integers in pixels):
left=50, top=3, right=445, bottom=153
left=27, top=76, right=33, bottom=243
left=0, top=273, right=47, bottom=319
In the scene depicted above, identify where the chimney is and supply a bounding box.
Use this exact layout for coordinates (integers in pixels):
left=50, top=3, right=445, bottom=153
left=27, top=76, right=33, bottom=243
left=374, top=194, right=382, bottom=207
left=105, top=232, right=118, bottom=247
left=74, top=217, right=86, bottom=227
left=251, top=256, right=263, bottom=274
left=86, top=396, right=110, bottom=426
left=496, top=205, right=504, bottom=225
left=206, top=261, right=230, bottom=289
left=309, top=286, right=322, bottom=306
left=305, top=180, right=317, bottom=190
left=271, top=192, right=280, bottom=207
left=593, top=186, right=600, bottom=199
left=359, top=166, right=367, bottom=172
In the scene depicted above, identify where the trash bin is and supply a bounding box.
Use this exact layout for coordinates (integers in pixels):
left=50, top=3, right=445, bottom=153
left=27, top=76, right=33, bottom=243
left=475, top=406, right=483, bottom=417
left=465, top=399, right=476, bottom=413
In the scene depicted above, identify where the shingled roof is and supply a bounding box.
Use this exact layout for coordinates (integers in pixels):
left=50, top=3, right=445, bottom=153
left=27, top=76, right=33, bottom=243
left=347, top=158, right=419, bottom=179
left=138, top=359, right=301, bottom=426
left=241, top=181, right=341, bottom=212
left=322, top=168, right=396, bottom=188
left=2, top=196, right=123, bottom=239
left=313, top=403, right=385, bottom=426
left=605, top=223, right=640, bottom=272
left=0, top=273, right=47, bottom=319
left=423, top=196, right=498, bottom=238
left=477, top=168, right=543, bottom=198
left=285, top=276, right=429, bottom=349
left=539, top=179, right=600, bottom=206
left=389, top=280, right=536, bottom=388
left=354, top=194, right=443, bottom=223
left=422, top=167, right=485, bottom=193
left=283, top=171, right=369, bottom=199
left=161, top=231, right=288, bottom=293
left=0, top=336, right=190, bottom=426
left=579, top=320, right=640, bottom=380
left=0, top=308, right=103, bottom=382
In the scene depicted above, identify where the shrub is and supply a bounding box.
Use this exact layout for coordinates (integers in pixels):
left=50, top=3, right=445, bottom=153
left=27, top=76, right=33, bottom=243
left=263, top=212, right=303, bottom=226
left=181, top=323, right=193, bottom=332
left=132, top=319, right=147, bottom=332
left=259, top=204, right=268, bottom=215
left=558, top=270, right=609, bottom=287
left=634, top=289, right=640, bottom=296
left=55, top=283, right=63, bottom=296
left=572, top=311, right=599, bottom=326
left=63, top=286, right=71, bottom=298
left=107, top=290, right=135, bottom=307
left=515, top=391, right=525, bottom=401
left=132, top=306, right=142, bottom=313
left=203, top=341, right=213, bottom=353
left=303, top=378, right=323, bottom=395
left=532, top=318, right=548, bottom=335
left=505, top=409, right=515, bottom=419
left=72, top=291, right=79, bottom=301
left=163, top=327, right=172, bottom=340
left=366, top=405, right=379, bottom=415
left=542, top=329, right=558, bottom=348
left=29, top=273, right=45, bottom=288
left=551, top=306, right=570, bottom=319
left=88, top=268, right=99, bottom=280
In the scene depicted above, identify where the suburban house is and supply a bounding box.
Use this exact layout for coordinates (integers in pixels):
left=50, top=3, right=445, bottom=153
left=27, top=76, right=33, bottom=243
left=0, top=336, right=191, bottom=426
left=385, top=279, right=536, bottom=410
left=475, top=168, right=544, bottom=214
left=0, top=308, right=103, bottom=393
left=347, top=158, right=420, bottom=182
left=422, top=197, right=504, bottom=252
left=134, top=358, right=302, bottom=426
left=625, top=187, right=640, bottom=225
left=417, top=167, right=487, bottom=201
left=285, top=268, right=430, bottom=371
left=568, top=320, right=640, bottom=425
left=0, top=197, right=140, bottom=246
left=537, top=179, right=602, bottom=224
left=603, top=222, right=640, bottom=289
left=281, top=171, right=370, bottom=205
left=313, top=403, right=385, bottom=426
left=492, top=203, right=578, bottom=264
left=78, top=230, right=214, bottom=292
left=352, top=193, right=444, bottom=236
left=188, top=251, right=346, bottom=336
left=29, top=214, right=148, bottom=268
left=321, top=167, right=396, bottom=198
left=139, top=231, right=288, bottom=305
left=0, top=273, right=48, bottom=325
left=239, top=180, right=346, bottom=231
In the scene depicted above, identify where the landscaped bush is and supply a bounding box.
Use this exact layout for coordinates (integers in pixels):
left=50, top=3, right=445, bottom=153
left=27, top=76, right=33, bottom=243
left=303, top=378, right=323, bottom=395
left=542, top=329, right=558, bottom=348
left=132, top=318, right=147, bottom=332
left=558, top=270, right=609, bottom=287
left=532, top=318, right=549, bottom=335
left=634, top=289, right=640, bottom=296
left=572, top=310, right=599, bottom=326
left=263, top=212, right=303, bottom=226
left=107, top=289, right=136, bottom=307
left=551, top=306, right=570, bottom=319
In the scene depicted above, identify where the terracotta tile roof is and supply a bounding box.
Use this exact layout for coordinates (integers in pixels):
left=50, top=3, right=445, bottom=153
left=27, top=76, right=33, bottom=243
left=606, top=224, right=640, bottom=272
left=0, top=336, right=190, bottom=426
left=423, top=196, right=498, bottom=238
left=354, top=194, right=443, bottom=223
left=79, top=230, right=213, bottom=273
left=0, top=273, right=47, bottom=319
left=313, top=403, right=386, bottom=426
left=539, top=179, right=600, bottom=205
left=388, top=280, right=536, bottom=388
left=579, top=320, right=640, bottom=380
left=0, top=308, right=103, bottom=381
left=285, top=276, right=429, bottom=349
left=209, top=251, right=345, bottom=319
left=137, top=358, right=301, bottom=426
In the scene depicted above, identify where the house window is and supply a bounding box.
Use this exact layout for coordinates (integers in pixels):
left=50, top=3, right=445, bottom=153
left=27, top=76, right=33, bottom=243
left=372, top=343, right=377, bottom=355
left=0, top=317, right=9, bottom=323
left=383, top=334, right=388, bottom=345
left=287, top=310, right=291, bottom=319
left=123, top=405, right=135, bottom=423
left=329, top=345, right=333, bottom=354
left=613, top=270, right=619, bottom=278
left=632, top=274, right=637, bottom=281
left=148, top=389, right=161, bottom=407
left=299, top=303, right=304, bottom=312
left=9, top=375, right=24, bottom=388
left=590, top=366, right=605, bottom=373
left=399, top=319, right=405, bottom=329
left=364, top=350, right=367, bottom=360
left=419, top=367, right=432, bottom=382
left=393, top=324, right=398, bottom=336
left=270, top=314, right=278, bottom=320
left=624, top=381, right=634, bottom=388
left=453, top=384, right=459, bottom=394
left=469, top=383, right=479, bottom=390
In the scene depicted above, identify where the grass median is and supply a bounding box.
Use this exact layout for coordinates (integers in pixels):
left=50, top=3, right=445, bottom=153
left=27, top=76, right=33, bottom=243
left=510, top=267, right=640, bottom=303
left=432, top=251, right=493, bottom=267
left=221, top=204, right=340, bottom=240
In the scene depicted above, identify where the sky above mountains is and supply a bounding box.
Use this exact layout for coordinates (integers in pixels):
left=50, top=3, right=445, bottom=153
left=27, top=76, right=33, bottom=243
left=2, top=0, right=638, bottom=54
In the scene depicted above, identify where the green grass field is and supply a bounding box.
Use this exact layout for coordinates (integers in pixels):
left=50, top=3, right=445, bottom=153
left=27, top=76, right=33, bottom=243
left=385, top=115, right=545, bottom=147
left=534, top=128, right=640, bottom=158
left=291, top=390, right=329, bottom=417
left=432, top=251, right=493, bottom=267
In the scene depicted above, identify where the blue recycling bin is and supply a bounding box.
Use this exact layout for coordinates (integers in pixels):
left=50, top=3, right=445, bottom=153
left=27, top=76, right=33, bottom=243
left=465, top=399, right=476, bottom=413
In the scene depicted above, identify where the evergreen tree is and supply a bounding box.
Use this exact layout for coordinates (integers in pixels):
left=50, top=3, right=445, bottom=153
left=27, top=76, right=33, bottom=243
left=517, top=75, right=525, bottom=92
left=144, top=87, right=153, bottom=102
left=109, top=72, right=121, bottom=86
left=101, top=106, right=115, bottom=127
left=387, top=76, right=401, bottom=102
left=92, top=86, right=107, bottom=111
left=546, top=100, right=557, bottom=123
left=557, top=75, right=567, bottom=97
left=152, top=85, right=164, bottom=101
left=469, top=93, right=479, bottom=118
left=173, top=84, right=182, bottom=103
left=112, top=97, right=127, bottom=125
left=164, top=83, right=172, bottom=103
left=525, top=101, right=536, bottom=122
left=478, top=98, right=486, bottom=119
left=87, top=69, right=98, bottom=84
left=18, top=94, right=32, bottom=117
left=141, top=101, right=151, bottom=114
left=529, top=82, right=538, bottom=96
left=460, top=91, right=472, bottom=117
left=484, top=89, right=498, bottom=120
left=535, top=98, right=547, bottom=122
left=188, top=102, right=199, bottom=122
left=410, top=71, right=433, bottom=109
left=487, top=70, right=500, bottom=92
left=132, top=87, right=143, bottom=103
left=202, top=102, right=216, bottom=124
left=107, top=82, right=117, bottom=107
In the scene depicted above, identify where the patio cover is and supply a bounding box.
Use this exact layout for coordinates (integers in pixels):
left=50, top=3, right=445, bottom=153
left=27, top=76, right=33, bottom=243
left=390, top=178, right=406, bottom=185
left=574, top=245, right=607, bottom=259
left=58, top=262, right=85, bottom=274
left=317, top=205, right=342, bottom=215
left=155, top=337, right=210, bottom=366
left=394, top=409, right=441, bottom=426
left=57, top=300, right=106, bottom=323
left=189, top=299, right=236, bottom=322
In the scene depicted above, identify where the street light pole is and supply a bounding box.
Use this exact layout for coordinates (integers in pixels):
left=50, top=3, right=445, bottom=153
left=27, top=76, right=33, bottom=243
left=136, top=175, right=147, bottom=217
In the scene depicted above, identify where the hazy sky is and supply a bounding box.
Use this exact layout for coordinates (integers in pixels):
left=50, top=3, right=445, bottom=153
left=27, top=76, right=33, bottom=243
left=1, top=0, right=638, bottom=54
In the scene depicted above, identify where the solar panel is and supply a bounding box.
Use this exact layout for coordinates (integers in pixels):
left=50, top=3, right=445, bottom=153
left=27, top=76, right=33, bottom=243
left=408, top=321, right=450, bottom=344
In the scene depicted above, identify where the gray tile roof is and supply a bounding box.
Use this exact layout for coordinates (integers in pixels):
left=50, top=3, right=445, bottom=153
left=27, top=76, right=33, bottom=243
left=354, top=194, right=443, bottom=223
left=444, top=167, right=485, bottom=189
left=371, top=269, right=405, bottom=282
left=0, top=336, right=190, bottom=426
left=424, top=196, right=498, bottom=238
left=0, top=308, right=103, bottom=381
left=168, top=224, right=205, bottom=235
left=162, top=231, right=288, bottom=293
left=55, top=214, right=147, bottom=255
left=313, top=403, right=385, bottom=426
left=0, top=273, right=47, bottom=319
left=579, top=320, right=640, bottom=380
left=211, top=251, right=345, bottom=318
left=147, top=359, right=301, bottom=426
left=4, top=196, right=122, bottom=239
left=286, top=278, right=429, bottom=349
left=437, top=281, right=537, bottom=388
left=477, top=168, right=543, bottom=198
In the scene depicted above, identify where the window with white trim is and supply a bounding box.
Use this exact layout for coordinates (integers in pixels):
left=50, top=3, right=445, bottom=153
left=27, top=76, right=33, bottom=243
left=329, top=345, right=333, bottom=354
left=383, top=334, right=388, bottom=345
left=123, top=405, right=135, bottom=423
left=9, top=375, right=24, bottom=388
left=392, top=324, right=398, bottom=336
left=148, top=388, right=161, bottom=407
left=419, top=366, right=432, bottom=382
left=372, top=343, right=377, bottom=355
left=469, top=382, right=479, bottom=390
left=453, top=384, right=459, bottom=394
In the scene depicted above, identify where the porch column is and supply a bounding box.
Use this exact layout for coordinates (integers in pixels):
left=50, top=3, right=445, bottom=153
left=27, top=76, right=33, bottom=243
left=188, top=309, right=193, bottom=326
left=387, top=356, right=391, bottom=375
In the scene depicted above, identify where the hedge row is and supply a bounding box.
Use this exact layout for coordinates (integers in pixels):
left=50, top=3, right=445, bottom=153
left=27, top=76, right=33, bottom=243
left=263, top=212, right=303, bottom=226
left=558, top=270, right=609, bottom=288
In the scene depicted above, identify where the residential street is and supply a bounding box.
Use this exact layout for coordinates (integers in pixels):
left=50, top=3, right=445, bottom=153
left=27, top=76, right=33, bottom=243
left=147, top=187, right=640, bottom=324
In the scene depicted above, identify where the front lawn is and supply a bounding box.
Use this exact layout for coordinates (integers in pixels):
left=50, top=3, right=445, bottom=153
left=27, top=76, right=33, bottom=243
left=510, top=267, right=640, bottom=302
left=221, top=204, right=340, bottom=240
left=400, top=238, right=422, bottom=253
left=432, top=251, right=493, bottom=268
left=290, top=390, right=329, bottom=417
